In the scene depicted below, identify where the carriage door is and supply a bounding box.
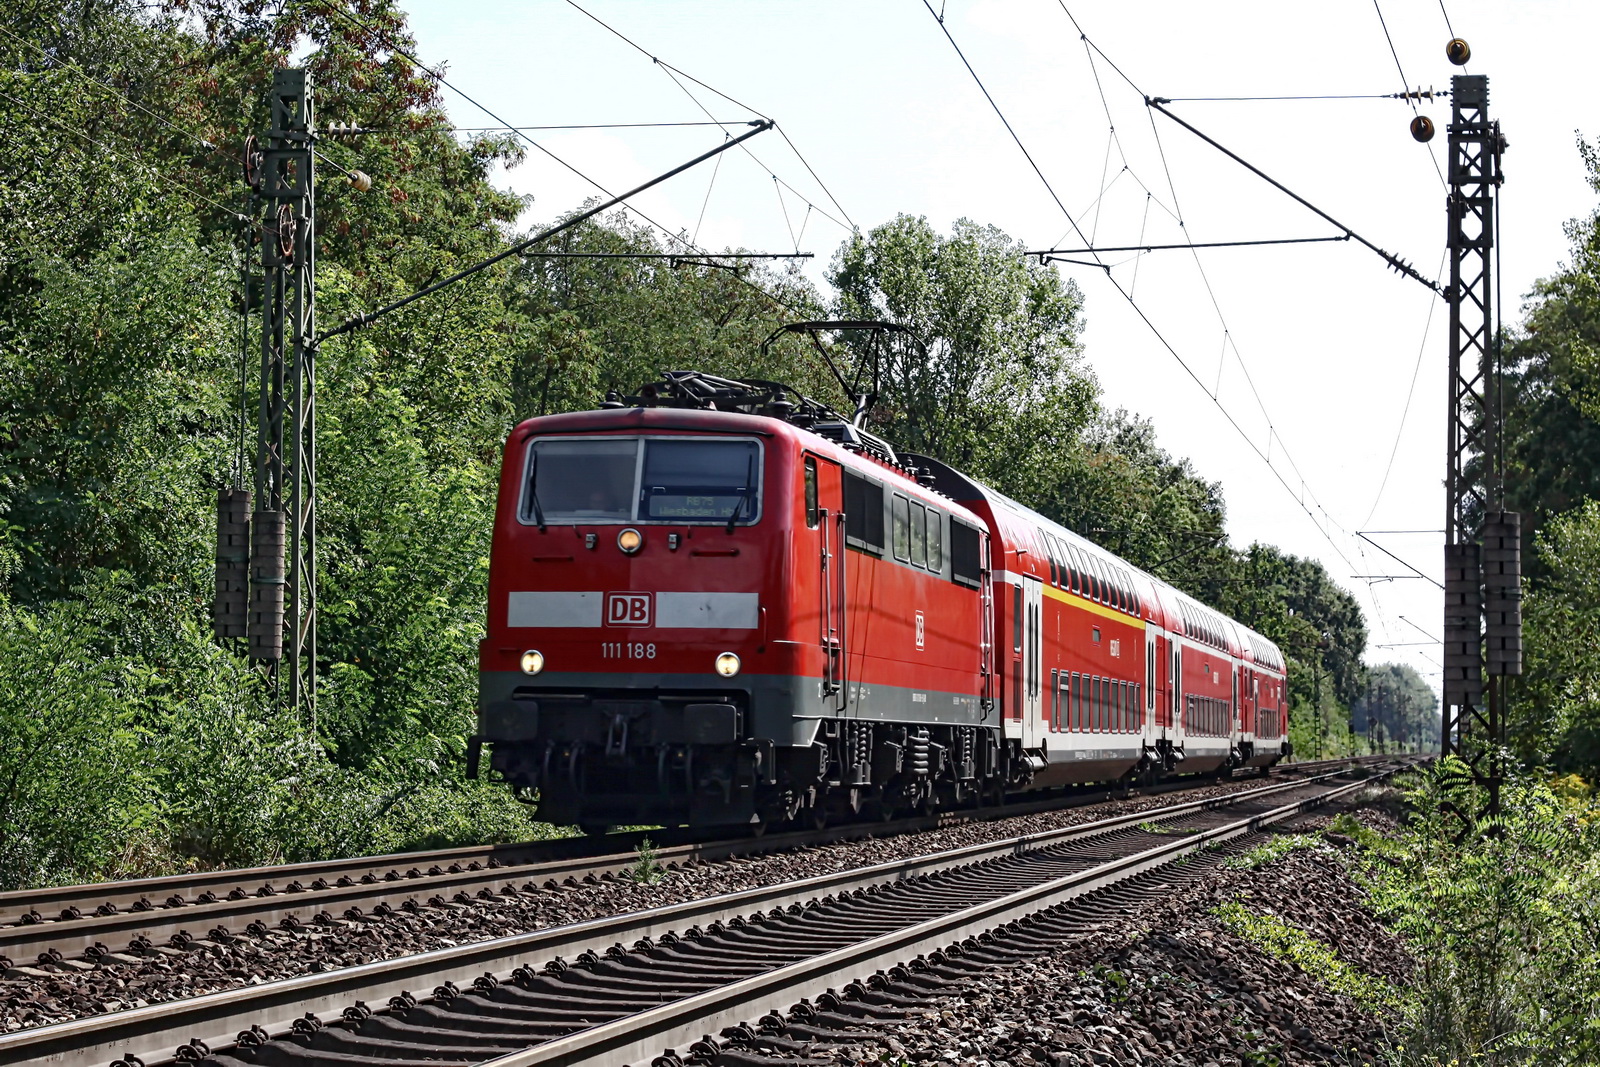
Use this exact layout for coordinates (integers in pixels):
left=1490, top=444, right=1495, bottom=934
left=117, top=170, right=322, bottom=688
left=1146, top=631, right=1158, bottom=740
left=1022, top=576, right=1044, bottom=749
left=808, top=456, right=847, bottom=711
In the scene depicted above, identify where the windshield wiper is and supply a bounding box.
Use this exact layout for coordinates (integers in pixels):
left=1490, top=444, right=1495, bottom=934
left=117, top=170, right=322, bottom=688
left=528, top=453, right=547, bottom=531
left=725, top=452, right=756, bottom=534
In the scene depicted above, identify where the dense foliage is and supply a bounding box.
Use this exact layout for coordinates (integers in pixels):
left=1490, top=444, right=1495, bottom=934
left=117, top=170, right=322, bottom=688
left=1365, top=763, right=1600, bottom=1064
left=0, top=0, right=1393, bottom=889
left=1494, top=137, right=1600, bottom=780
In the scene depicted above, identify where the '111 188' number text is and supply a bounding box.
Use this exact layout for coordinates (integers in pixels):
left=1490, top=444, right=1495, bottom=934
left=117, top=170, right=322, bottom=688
left=602, top=642, right=657, bottom=659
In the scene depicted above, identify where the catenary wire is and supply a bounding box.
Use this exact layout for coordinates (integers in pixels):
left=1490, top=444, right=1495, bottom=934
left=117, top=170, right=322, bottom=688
left=1364, top=250, right=1449, bottom=527
left=984, top=4, right=1417, bottom=658
left=0, top=88, right=247, bottom=221
left=318, top=2, right=807, bottom=316
left=918, top=1, right=1367, bottom=586
left=0, top=20, right=365, bottom=188
left=1371, top=0, right=1449, bottom=187
left=565, top=0, right=857, bottom=233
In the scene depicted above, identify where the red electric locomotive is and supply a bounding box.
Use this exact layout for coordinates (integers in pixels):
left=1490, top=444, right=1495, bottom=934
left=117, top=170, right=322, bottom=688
left=474, top=372, right=1000, bottom=831
left=473, top=369, right=1288, bottom=831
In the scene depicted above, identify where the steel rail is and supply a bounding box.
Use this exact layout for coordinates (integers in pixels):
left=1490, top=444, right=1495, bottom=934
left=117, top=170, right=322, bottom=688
left=0, top=762, right=1407, bottom=1067
left=482, top=770, right=1395, bottom=1067
left=0, top=756, right=1389, bottom=961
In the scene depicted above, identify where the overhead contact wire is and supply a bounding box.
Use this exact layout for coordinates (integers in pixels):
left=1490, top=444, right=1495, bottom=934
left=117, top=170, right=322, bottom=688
left=565, top=0, right=857, bottom=233
left=924, top=2, right=1366, bottom=585
left=321, top=2, right=806, bottom=316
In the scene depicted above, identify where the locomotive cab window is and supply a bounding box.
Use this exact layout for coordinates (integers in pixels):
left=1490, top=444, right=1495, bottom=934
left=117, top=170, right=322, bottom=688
left=522, top=436, right=761, bottom=525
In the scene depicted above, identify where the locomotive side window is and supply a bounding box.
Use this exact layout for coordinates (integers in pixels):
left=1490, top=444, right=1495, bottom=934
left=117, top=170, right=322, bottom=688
left=909, top=500, right=927, bottom=567
left=843, top=471, right=885, bottom=553
left=804, top=457, right=819, bottom=528
left=927, top=510, right=943, bottom=572
left=949, top=520, right=982, bottom=588
left=892, top=494, right=911, bottom=562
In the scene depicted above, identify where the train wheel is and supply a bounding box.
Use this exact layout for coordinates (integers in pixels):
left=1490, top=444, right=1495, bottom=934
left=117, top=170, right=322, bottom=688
left=864, top=786, right=895, bottom=823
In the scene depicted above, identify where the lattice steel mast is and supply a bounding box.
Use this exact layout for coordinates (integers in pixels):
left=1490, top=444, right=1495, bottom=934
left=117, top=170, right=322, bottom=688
left=247, top=69, right=317, bottom=722
left=1441, top=71, right=1515, bottom=815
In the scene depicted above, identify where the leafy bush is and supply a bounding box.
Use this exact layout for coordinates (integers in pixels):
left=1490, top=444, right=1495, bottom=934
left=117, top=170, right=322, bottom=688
left=0, top=598, right=152, bottom=889
left=1364, top=759, right=1600, bottom=1064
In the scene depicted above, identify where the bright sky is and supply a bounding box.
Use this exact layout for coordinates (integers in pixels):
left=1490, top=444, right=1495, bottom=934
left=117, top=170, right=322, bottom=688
left=397, top=0, right=1599, bottom=694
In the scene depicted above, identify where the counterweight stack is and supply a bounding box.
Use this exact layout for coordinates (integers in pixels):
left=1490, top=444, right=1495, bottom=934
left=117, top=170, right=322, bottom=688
left=212, top=488, right=251, bottom=640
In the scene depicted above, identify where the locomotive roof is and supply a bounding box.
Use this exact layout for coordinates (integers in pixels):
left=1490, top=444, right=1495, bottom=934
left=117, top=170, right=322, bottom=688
left=510, top=405, right=987, bottom=526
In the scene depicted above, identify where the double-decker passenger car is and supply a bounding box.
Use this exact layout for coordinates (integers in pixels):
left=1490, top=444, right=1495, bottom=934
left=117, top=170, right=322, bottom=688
left=472, top=372, right=1288, bottom=830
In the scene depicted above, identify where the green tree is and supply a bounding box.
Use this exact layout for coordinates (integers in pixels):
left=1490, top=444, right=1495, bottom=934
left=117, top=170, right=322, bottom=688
left=827, top=214, right=1096, bottom=502
left=1517, top=500, right=1600, bottom=775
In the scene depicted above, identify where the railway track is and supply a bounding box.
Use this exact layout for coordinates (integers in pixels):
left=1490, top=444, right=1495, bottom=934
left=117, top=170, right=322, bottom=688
left=0, top=759, right=1408, bottom=1067
left=0, top=756, right=1389, bottom=969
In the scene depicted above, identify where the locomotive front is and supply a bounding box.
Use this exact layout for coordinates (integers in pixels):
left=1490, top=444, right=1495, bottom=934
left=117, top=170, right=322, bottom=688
left=474, top=405, right=808, bottom=831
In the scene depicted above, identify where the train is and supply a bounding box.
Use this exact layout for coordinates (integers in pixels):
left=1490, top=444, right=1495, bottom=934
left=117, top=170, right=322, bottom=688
left=470, top=367, right=1289, bottom=832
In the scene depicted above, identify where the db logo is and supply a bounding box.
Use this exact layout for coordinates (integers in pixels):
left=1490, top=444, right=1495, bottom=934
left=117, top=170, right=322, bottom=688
left=605, top=592, right=653, bottom=627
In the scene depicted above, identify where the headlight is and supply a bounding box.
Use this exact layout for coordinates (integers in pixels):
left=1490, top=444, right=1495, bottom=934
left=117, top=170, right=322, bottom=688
left=520, top=650, right=545, bottom=675
left=714, top=652, right=741, bottom=677
left=617, top=528, right=643, bottom=554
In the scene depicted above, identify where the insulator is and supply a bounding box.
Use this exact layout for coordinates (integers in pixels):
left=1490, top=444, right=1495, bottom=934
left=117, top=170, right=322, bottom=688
left=212, top=489, right=251, bottom=640
left=248, top=510, right=286, bottom=661
left=348, top=168, right=373, bottom=193
left=1446, top=38, right=1471, bottom=65
left=1410, top=116, right=1435, bottom=143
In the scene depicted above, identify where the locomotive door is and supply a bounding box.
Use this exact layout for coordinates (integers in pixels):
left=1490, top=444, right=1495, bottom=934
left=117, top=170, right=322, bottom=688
left=809, top=455, right=847, bottom=712
left=1021, top=576, right=1044, bottom=749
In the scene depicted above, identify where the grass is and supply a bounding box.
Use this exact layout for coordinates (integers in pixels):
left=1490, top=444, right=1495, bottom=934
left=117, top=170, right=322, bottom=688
left=1213, top=901, right=1403, bottom=1013
left=1224, top=833, right=1324, bottom=870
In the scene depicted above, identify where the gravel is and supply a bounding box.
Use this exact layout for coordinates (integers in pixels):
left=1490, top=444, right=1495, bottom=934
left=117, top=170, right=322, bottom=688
left=0, top=768, right=1377, bottom=1034
left=714, top=790, right=1414, bottom=1067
